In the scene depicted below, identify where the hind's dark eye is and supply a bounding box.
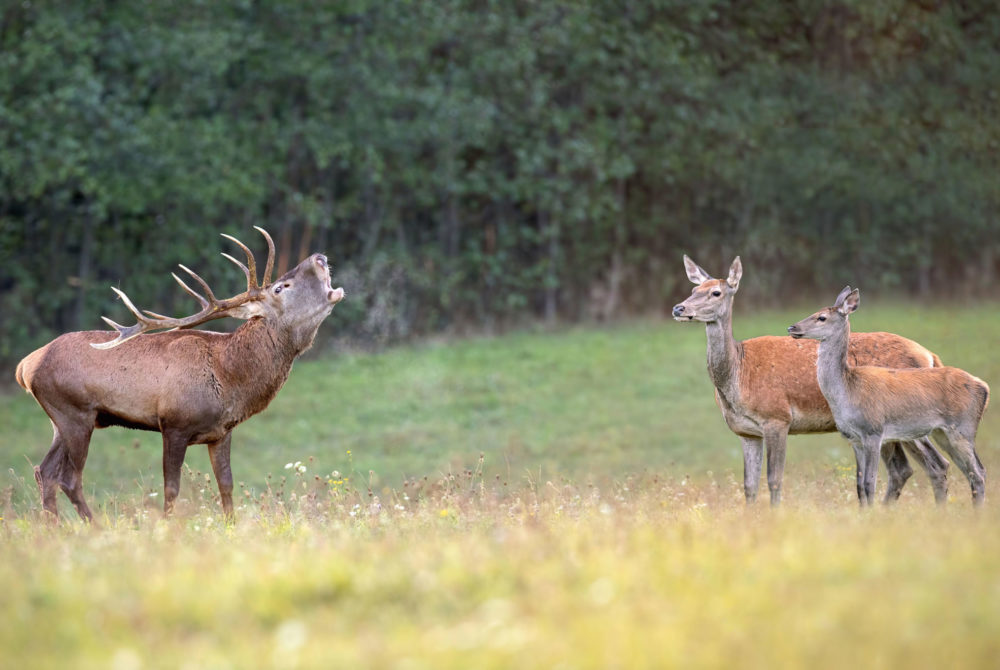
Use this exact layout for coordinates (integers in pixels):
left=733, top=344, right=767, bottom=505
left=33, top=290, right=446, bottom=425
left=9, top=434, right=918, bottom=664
left=711, top=290, right=721, bottom=297
left=817, top=315, right=826, bottom=321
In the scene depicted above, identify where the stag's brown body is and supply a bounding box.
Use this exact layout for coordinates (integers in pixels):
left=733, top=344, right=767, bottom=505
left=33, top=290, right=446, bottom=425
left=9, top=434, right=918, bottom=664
left=16, top=229, right=344, bottom=521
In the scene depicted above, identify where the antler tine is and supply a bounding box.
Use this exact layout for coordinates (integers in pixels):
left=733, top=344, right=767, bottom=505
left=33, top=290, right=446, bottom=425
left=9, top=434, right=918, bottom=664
left=92, top=316, right=147, bottom=350
left=220, top=252, right=252, bottom=290
left=254, top=226, right=276, bottom=286
left=110, top=286, right=156, bottom=325
left=177, top=264, right=218, bottom=304
left=91, top=311, right=154, bottom=350
left=221, top=233, right=257, bottom=289
left=171, top=272, right=210, bottom=310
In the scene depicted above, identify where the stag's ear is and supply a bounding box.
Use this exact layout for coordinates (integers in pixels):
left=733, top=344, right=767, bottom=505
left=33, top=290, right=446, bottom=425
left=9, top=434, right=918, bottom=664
left=726, top=256, right=742, bottom=290
left=684, top=255, right=712, bottom=285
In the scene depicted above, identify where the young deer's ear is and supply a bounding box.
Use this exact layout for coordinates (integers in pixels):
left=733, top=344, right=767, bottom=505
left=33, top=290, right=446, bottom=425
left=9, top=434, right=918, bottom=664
left=726, top=256, right=742, bottom=290
left=833, top=285, right=852, bottom=310
left=840, top=288, right=860, bottom=315
left=683, top=255, right=712, bottom=285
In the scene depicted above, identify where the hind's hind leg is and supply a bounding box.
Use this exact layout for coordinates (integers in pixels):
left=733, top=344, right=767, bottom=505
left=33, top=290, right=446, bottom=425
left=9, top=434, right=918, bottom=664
left=881, top=442, right=913, bottom=504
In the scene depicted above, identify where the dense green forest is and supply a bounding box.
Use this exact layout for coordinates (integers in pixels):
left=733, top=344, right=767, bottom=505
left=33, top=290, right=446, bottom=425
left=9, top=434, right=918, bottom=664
left=2, top=0, right=998, bottom=363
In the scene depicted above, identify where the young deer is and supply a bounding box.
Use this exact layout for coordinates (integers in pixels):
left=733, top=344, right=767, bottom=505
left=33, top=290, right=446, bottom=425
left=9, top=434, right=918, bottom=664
left=16, top=227, right=345, bottom=521
left=673, top=256, right=950, bottom=505
left=788, top=287, right=989, bottom=506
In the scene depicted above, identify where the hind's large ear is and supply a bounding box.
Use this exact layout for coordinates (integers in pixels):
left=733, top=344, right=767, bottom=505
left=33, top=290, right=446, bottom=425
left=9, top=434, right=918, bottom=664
left=683, top=255, right=712, bottom=285
left=726, top=256, right=742, bottom=290
left=837, top=288, right=860, bottom=315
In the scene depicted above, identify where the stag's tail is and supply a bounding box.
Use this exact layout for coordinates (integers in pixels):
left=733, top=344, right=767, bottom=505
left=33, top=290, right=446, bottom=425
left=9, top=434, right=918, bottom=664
left=15, top=358, right=27, bottom=390
left=15, top=348, right=44, bottom=393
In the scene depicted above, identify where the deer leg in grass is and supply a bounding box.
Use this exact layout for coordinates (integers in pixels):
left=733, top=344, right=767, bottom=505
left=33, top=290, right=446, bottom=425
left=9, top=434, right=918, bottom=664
left=740, top=436, right=764, bottom=503
left=900, top=438, right=949, bottom=504
left=880, top=442, right=912, bottom=504
left=849, top=441, right=870, bottom=506
left=207, top=434, right=234, bottom=519
left=763, top=424, right=789, bottom=506
left=61, top=442, right=95, bottom=523
left=36, top=408, right=96, bottom=522
left=931, top=429, right=986, bottom=505
left=857, top=435, right=883, bottom=507
left=36, top=445, right=65, bottom=519
left=162, top=433, right=189, bottom=516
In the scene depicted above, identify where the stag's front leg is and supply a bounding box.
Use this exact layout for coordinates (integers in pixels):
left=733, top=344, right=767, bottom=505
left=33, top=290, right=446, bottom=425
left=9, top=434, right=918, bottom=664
left=161, top=431, right=190, bottom=516
left=763, top=423, right=789, bottom=506
left=207, top=433, right=235, bottom=520
left=740, top=436, right=764, bottom=503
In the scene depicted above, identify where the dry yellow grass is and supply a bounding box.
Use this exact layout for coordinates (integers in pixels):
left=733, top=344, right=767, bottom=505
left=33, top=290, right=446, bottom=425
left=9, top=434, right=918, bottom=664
left=2, top=465, right=1000, bottom=670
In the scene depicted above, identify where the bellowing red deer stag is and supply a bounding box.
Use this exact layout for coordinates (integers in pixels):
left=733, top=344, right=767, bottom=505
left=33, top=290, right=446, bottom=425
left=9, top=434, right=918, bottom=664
left=672, top=256, right=950, bottom=505
left=15, top=227, right=345, bottom=521
left=789, top=287, right=988, bottom=506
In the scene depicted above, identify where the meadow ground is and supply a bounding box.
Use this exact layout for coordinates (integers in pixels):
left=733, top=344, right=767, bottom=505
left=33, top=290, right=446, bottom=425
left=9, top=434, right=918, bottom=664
left=1, top=302, right=998, bottom=669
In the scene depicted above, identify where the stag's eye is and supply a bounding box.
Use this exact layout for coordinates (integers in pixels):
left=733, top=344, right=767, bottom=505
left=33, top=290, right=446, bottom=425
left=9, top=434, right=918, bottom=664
left=817, top=315, right=827, bottom=321
left=711, top=290, right=722, bottom=297
left=274, top=285, right=282, bottom=294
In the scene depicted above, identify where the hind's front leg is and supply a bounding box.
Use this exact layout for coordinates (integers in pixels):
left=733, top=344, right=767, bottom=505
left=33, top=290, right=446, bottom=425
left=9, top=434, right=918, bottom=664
left=740, top=435, right=764, bottom=503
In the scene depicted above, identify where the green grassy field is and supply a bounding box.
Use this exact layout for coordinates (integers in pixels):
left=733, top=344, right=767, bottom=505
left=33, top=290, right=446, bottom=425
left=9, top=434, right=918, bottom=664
left=1, top=302, right=998, bottom=669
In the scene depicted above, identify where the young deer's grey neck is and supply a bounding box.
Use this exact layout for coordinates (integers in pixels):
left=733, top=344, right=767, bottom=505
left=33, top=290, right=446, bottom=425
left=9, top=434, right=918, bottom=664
left=814, top=318, right=852, bottom=418
left=704, top=303, right=742, bottom=394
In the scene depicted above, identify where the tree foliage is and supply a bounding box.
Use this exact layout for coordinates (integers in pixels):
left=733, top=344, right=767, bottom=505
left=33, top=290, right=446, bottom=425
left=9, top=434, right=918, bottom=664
left=2, top=0, right=998, bottom=361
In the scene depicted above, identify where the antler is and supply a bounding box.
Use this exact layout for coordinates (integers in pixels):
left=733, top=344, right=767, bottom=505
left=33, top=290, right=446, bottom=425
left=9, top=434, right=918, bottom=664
left=91, top=227, right=277, bottom=350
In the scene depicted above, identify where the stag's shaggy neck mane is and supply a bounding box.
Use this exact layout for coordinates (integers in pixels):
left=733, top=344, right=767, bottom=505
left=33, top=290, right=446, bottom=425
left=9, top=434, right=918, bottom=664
left=218, top=315, right=318, bottom=423
left=703, top=305, right=743, bottom=398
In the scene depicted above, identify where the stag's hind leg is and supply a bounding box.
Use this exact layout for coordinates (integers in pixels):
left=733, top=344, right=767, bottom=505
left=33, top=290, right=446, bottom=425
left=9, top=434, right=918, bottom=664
left=900, top=437, right=950, bottom=504
left=880, top=442, right=912, bottom=504
left=35, top=408, right=96, bottom=522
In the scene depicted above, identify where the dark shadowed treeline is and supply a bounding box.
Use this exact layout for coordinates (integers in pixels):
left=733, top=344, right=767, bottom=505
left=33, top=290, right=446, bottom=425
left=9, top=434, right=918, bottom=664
left=2, top=0, right=998, bottom=361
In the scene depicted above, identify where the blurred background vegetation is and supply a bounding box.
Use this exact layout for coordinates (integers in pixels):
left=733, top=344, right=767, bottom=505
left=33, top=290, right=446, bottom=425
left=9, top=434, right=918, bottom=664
left=2, top=0, right=999, bottom=364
